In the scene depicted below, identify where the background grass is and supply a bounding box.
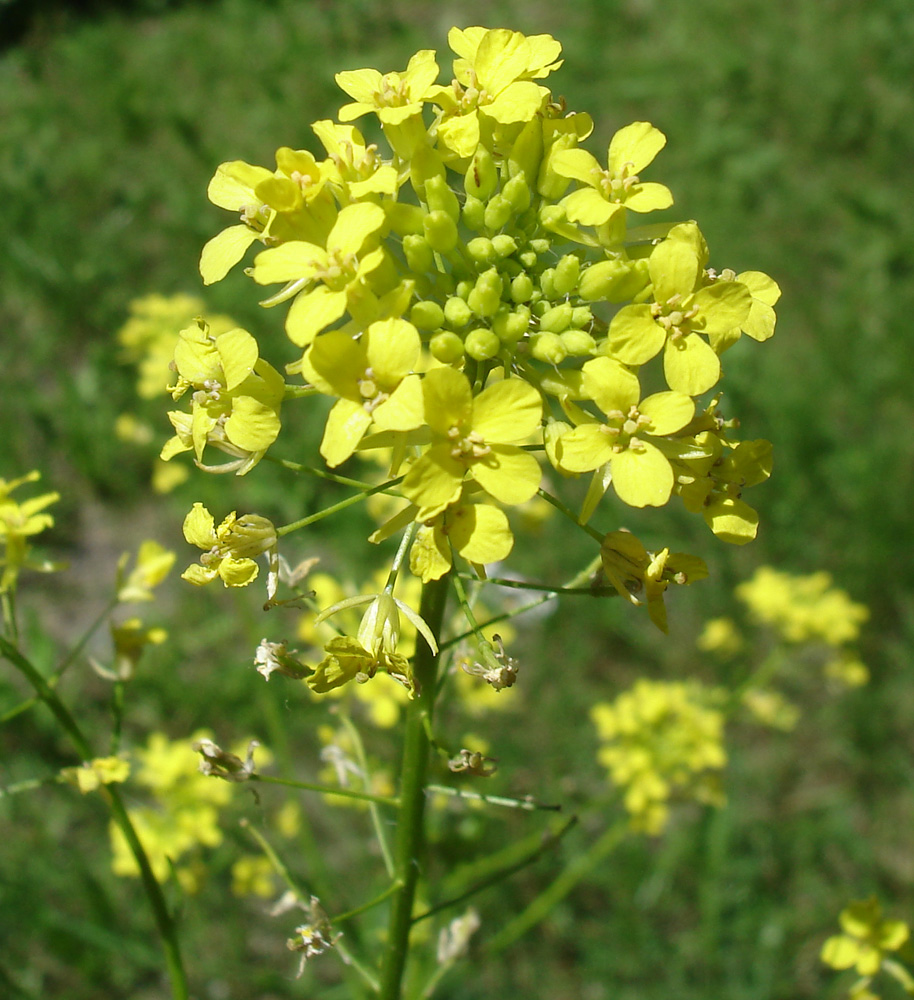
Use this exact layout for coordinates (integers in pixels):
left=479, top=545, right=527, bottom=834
left=2, top=0, right=913, bottom=997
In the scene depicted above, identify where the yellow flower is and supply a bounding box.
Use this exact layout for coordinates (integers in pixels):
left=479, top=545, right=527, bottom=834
left=553, top=121, right=673, bottom=226
left=0, top=471, right=62, bottom=592
left=822, top=898, right=910, bottom=978
left=251, top=202, right=388, bottom=347
left=61, top=756, right=130, bottom=794
left=181, top=503, right=277, bottom=588
left=302, top=318, right=424, bottom=467
left=116, top=540, right=175, bottom=603
left=163, top=320, right=284, bottom=475
left=337, top=49, right=440, bottom=125
left=607, top=235, right=752, bottom=394
left=400, top=367, right=542, bottom=518
left=431, top=27, right=562, bottom=158
left=556, top=356, right=694, bottom=508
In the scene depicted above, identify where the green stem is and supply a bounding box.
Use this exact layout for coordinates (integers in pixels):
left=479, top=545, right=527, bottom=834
left=250, top=773, right=398, bottom=807
left=487, top=818, right=629, bottom=953
left=377, top=573, right=450, bottom=1000
left=277, top=475, right=404, bottom=537
left=537, top=488, right=605, bottom=543
left=0, top=636, right=189, bottom=1000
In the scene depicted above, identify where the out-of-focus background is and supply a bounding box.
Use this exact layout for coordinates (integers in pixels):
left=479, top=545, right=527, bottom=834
left=2, top=1, right=913, bottom=997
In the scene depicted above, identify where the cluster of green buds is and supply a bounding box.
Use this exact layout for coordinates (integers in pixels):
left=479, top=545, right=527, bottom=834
left=182, top=25, right=778, bottom=653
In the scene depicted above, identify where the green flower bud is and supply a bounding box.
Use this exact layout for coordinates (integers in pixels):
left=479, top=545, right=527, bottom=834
left=467, top=269, right=503, bottom=318
left=552, top=254, right=581, bottom=296
left=403, top=234, right=434, bottom=275
left=462, top=195, right=486, bottom=231
left=537, top=133, right=577, bottom=200
left=424, top=174, right=460, bottom=222
left=503, top=173, right=532, bottom=214
left=531, top=298, right=549, bottom=318
left=493, top=306, right=530, bottom=344
left=539, top=302, right=574, bottom=334
left=467, top=267, right=502, bottom=316
left=464, top=327, right=501, bottom=361
left=423, top=210, right=458, bottom=253
left=571, top=305, right=594, bottom=328
left=430, top=330, right=465, bottom=364
left=530, top=331, right=567, bottom=365
left=467, top=237, right=497, bottom=266
left=464, top=147, right=498, bottom=200
left=444, top=295, right=473, bottom=328
left=491, top=234, right=518, bottom=259
left=508, top=119, right=544, bottom=182
left=539, top=268, right=558, bottom=301
left=560, top=330, right=596, bottom=356
left=410, top=300, right=445, bottom=330
left=385, top=202, right=426, bottom=236
left=529, top=239, right=551, bottom=255
left=579, top=258, right=650, bottom=302
left=455, top=279, right=473, bottom=300
left=484, top=195, right=513, bottom=232
left=409, top=144, right=445, bottom=199
left=519, top=249, right=538, bottom=269
left=511, top=274, right=535, bottom=303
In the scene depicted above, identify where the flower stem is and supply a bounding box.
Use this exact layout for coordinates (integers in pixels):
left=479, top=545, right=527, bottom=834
left=0, top=636, right=189, bottom=1000
left=377, top=573, right=450, bottom=1000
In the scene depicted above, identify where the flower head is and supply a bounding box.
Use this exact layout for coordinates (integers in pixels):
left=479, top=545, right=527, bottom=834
left=181, top=502, right=277, bottom=589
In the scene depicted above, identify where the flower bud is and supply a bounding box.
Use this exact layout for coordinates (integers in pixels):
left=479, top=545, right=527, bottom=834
left=410, top=300, right=445, bottom=330
left=579, top=258, right=650, bottom=302
left=530, top=331, right=567, bottom=365
left=464, top=327, right=501, bottom=361
left=462, top=195, right=486, bottom=230
left=424, top=174, right=460, bottom=221
left=491, top=234, right=517, bottom=258
left=385, top=202, right=426, bottom=236
left=467, top=237, right=497, bottom=266
left=467, top=269, right=503, bottom=318
left=552, top=254, right=581, bottom=296
left=444, top=295, right=473, bottom=328
left=511, top=274, right=534, bottom=303
left=493, top=306, right=530, bottom=344
left=539, top=302, right=574, bottom=334
left=464, top=147, right=498, bottom=200
left=430, top=330, right=465, bottom=363
left=560, top=329, right=596, bottom=355
left=423, top=210, right=458, bottom=253
left=502, top=173, right=532, bottom=213
left=403, top=234, right=434, bottom=275
left=484, top=194, right=513, bottom=231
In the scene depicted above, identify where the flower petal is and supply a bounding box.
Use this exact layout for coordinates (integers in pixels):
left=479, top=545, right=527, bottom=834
left=471, top=446, right=541, bottom=505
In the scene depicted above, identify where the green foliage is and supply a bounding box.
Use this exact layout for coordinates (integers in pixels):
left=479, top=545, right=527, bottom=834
left=2, top=2, right=913, bottom=999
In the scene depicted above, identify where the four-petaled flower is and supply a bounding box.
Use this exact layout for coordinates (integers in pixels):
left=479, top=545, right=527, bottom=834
left=400, top=367, right=543, bottom=518
left=557, top=357, right=694, bottom=508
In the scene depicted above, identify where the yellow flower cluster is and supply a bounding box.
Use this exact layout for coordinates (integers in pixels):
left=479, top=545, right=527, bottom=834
left=109, top=731, right=268, bottom=891
left=591, top=680, right=726, bottom=834
left=736, top=565, right=870, bottom=687
left=736, top=567, right=869, bottom=645
left=191, top=25, right=776, bottom=595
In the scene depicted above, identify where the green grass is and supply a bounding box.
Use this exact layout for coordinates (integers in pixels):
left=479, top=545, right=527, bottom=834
left=2, top=0, right=914, bottom=997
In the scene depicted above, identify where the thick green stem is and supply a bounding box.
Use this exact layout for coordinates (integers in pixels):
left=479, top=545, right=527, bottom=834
left=377, top=574, right=450, bottom=1000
